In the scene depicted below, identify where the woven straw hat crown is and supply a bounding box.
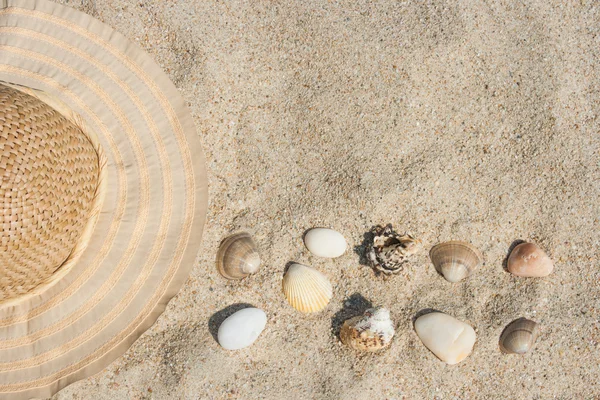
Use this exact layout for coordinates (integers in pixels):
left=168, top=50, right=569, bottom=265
left=0, top=1, right=207, bottom=398
left=0, top=84, right=102, bottom=302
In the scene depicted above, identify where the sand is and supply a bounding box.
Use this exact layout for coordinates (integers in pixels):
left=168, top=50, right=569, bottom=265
left=51, top=0, right=600, bottom=399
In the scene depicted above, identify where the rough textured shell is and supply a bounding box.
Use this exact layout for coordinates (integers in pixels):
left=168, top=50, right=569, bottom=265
left=507, top=242, right=554, bottom=277
left=499, top=318, right=539, bottom=354
left=216, top=232, right=261, bottom=280
left=429, top=241, right=482, bottom=283
left=340, top=307, right=395, bottom=352
left=282, top=263, right=332, bottom=313
left=367, top=224, right=421, bottom=274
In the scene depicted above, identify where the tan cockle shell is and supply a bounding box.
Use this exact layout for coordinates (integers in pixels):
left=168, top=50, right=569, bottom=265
left=216, top=232, right=261, bottom=280
left=429, top=241, right=482, bottom=283
left=282, top=263, right=332, bottom=313
left=499, top=318, right=539, bottom=354
left=340, top=307, right=395, bottom=352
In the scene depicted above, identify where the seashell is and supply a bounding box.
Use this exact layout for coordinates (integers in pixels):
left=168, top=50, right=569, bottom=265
left=429, top=241, right=482, bottom=283
left=282, top=263, right=332, bottom=313
left=414, top=312, right=476, bottom=365
left=217, top=307, right=267, bottom=350
left=499, top=318, right=539, bottom=355
left=216, top=232, right=261, bottom=280
left=340, top=307, right=395, bottom=352
left=507, top=242, right=553, bottom=277
left=304, top=228, right=347, bottom=258
left=367, top=224, right=421, bottom=274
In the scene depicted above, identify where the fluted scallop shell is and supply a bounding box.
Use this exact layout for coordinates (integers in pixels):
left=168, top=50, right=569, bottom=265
left=282, top=263, right=332, bottom=313
left=216, top=232, right=261, bottom=280
left=499, top=318, right=539, bottom=354
left=340, top=307, right=395, bottom=352
left=367, top=224, right=421, bottom=274
left=429, top=241, right=482, bottom=283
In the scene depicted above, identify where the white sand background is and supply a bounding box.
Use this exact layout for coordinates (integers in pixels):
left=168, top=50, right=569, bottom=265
left=51, top=0, right=599, bottom=399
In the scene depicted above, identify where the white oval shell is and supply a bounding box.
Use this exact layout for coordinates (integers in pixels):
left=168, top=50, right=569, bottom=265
left=304, top=228, right=347, bottom=258
left=414, top=312, right=476, bottom=364
left=217, top=308, right=267, bottom=350
left=282, top=263, right=332, bottom=313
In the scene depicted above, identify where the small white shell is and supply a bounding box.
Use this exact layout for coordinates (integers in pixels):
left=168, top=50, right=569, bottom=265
left=414, top=312, right=476, bottom=364
left=429, top=241, right=482, bottom=283
left=340, top=307, right=395, bottom=352
left=282, top=263, right=332, bottom=313
left=304, top=228, right=347, bottom=258
left=217, top=308, right=267, bottom=350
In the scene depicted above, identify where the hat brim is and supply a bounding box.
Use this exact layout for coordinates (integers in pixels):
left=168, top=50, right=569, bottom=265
left=0, top=0, right=208, bottom=398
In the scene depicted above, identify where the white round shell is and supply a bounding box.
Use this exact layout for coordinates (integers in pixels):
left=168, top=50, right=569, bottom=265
left=217, top=308, right=267, bottom=350
left=304, top=228, right=347, bottom=258
left=414, top=312, right=476, bottom=364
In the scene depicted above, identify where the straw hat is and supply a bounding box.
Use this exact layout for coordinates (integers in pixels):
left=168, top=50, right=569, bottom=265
left=0, top=1, right=208, bottom=398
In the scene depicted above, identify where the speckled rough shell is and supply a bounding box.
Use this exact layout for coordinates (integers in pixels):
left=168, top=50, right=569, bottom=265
left=304, top=228, right=347, bottom=258
left=414, top=312, right=476, bottom=365
left=367, top=224, right=421, bottom=274
left=499, top=318, right=539, bottom=354
left=507, top=242, right=553, bottom=277
left=340, top=307, right=395, bottom=352
left=429, top=241, right=482, bottom=283
left=282, top=263, right=332, bottom=313
left=216, top=232, right=261, bottom=280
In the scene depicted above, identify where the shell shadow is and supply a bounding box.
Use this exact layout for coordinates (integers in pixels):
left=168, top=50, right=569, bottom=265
left=411, top=308, right=443, bottom=329
left=208, top=303, right=254, bottom=343
left=502, top=239, right=526, bottom=272
left=283, top=261, right=299, bottom=275
left=330, top=293, right=373, bottom=337
left=301, top=228, right=319, bottom=242
left=353, top=227, right=377, bottom=267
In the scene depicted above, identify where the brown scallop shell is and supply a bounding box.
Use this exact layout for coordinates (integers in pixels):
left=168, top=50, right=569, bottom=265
left=499, top=318, right=539, bottom=354
left=216, top=232, right=261, bottom=280
left=429, top=241, right=482, bottom=283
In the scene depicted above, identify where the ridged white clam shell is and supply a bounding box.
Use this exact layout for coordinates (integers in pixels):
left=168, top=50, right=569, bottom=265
left=282, top=263, right=332, bottom=313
